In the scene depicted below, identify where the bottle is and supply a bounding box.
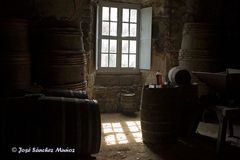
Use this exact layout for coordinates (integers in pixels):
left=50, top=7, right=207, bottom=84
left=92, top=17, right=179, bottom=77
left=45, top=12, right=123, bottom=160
left=156, top=70, right=162, bottom=87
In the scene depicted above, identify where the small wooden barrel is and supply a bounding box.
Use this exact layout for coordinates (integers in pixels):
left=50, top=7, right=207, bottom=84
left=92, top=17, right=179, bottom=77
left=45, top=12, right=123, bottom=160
left=120, top=93, right=137, bottom=113
left=168, top=66, right=191, bottom=85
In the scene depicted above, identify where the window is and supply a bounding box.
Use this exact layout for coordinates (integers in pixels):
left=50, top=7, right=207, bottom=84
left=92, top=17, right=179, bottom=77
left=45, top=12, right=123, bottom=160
left=96, top=2, right=152, bottom=71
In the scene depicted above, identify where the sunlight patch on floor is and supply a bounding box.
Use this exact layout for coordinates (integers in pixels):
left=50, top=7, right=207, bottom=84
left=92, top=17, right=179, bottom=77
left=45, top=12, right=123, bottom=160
left=102, top=121, right=142, bottom=145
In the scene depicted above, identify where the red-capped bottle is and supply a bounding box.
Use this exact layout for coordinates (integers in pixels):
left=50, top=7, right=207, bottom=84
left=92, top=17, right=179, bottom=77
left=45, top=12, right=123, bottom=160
left=156, top=70, right=162, bottom=86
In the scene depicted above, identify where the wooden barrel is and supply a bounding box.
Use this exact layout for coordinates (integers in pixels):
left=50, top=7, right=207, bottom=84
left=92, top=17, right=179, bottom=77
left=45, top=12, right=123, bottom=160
left=1, top=96, right=101, bottom=157
left=120, top=93, right=137, bottom=113
left=177, top=83, right=200, bottom=137
left=179, top=23, right=225, bottom=72
left=168, top=66, right=191, bottom=85
left=141, top=86, right=179, bottom=147
left=32, top=27, right=84, bottom=52
left=37, top=97, right=101, bottom=155
left=0, top=94, right=44, bottom=158
left=31, top=24, right=87, bottom=91
left=179, top=23, right=225, bottom=96
left=0, top=19, right=31, bottom=96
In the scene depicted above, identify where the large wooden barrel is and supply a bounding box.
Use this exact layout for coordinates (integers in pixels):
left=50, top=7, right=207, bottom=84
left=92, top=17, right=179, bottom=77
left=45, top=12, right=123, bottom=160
left=0, top=94, right=44, bottom=158
left=179, top=23, right=225, bottom=72
left=179, top=23, right=225, bottom=95
left=141, top=86, right=180, bottom=148
left=31, top=23, right=86, bottom=91
left=0, top=19, right=31, bottom=96
left=37, top=97, right=101, bottom=155
left=177, top=83, right=200, bottom=137
left=1, top=96, right=101, bottom=158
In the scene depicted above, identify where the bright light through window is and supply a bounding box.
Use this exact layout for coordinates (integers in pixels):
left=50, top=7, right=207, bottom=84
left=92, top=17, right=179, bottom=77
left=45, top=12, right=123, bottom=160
left=102, top=121, right=142, bottom=145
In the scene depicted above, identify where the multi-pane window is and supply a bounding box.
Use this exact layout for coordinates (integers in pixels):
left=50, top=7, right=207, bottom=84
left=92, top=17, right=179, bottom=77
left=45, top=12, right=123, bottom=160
left=97, top=3, right=140, bottom=70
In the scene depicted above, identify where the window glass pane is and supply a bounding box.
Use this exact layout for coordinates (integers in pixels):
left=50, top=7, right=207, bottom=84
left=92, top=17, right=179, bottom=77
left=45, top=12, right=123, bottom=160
left=130, top=24, right=137, bottom=37
left=101, top=39, right=109, bottom=52
left=109, top=54, right=116, bottom=67
left=129, top=55, right=136, bottom=68
left=110, top=22, right=117, bottom=36
left=102, top=22, right=109, bottom=35
left=122, top=23, right=129, bottom=37
left=111, top=7, right=118, bottom=21
left=122, top=40, right=129, bottom=53
left=101, top=54, right=109, bottom=67
left=122, top=9, right=129, bottom=22
left=130, top=9, right=137, bottom=22
left=121, top=54, right=128, bottom=67
left=102, top=7, right=109, bottom=21
left=110, top=40, right=117, bottom=53
left=129, top=40, right=136, bottom=53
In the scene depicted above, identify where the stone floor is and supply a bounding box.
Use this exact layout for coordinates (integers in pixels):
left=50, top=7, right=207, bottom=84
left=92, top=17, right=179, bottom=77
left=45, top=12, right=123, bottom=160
left=93, top=112, right=240, bottom=160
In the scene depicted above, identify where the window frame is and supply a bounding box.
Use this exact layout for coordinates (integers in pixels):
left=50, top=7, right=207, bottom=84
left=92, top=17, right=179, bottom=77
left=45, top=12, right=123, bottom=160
left=96, top=1, right=141, bottom=72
